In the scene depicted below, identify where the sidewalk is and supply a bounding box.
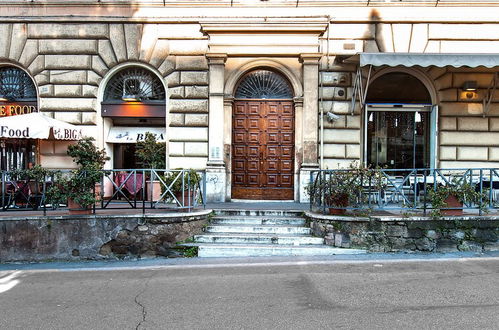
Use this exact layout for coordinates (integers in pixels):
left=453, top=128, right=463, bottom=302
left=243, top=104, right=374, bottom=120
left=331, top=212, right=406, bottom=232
left=1, top=250, right=499, bottom=273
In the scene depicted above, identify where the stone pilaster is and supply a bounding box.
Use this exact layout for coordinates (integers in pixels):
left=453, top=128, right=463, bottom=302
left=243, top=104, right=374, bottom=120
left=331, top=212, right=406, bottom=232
left=205, top=53, right=228, bottom=202
left=299, top=54, right=321, bottom=202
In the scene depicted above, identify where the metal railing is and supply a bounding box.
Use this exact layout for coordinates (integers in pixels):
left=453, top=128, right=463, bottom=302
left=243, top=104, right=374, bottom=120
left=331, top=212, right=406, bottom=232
left=309, top=168, right=499, bottom=215
left=0, top=168, right=206, bottom=214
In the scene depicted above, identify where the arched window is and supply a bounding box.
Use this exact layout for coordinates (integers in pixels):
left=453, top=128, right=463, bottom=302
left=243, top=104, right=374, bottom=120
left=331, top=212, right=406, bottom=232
left=235, top=70, right=293, bottom=99
left=103, top=67, right=165, bottom=103
left=0, top=66, right=37, bottom=171
left=0, top=67, right=37, bottom=101
left=366, top=72, right=432, bottom=170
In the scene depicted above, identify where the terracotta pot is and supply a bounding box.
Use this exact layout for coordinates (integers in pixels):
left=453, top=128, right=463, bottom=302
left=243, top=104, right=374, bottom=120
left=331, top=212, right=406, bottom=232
left=328, top=207, right=346, bottom=216
left=146, top=180, right=162, bottom=202
left=175, top=190, right=197, bottom=207
left=94, top=183, right=102, bottom=202
left=68, top=198, right=92, bottom=215
left=442, top=194, right=463, bottom=216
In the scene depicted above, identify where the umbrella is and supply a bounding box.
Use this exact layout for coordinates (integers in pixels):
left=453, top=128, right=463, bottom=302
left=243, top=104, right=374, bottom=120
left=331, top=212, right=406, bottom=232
left=0, top=112, right=82, bottom=140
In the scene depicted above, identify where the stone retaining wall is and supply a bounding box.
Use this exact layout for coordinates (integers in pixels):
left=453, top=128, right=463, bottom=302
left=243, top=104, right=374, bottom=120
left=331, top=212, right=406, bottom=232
left=0, top=210, right=211, bottom=262
left=306, top=212, right=499, bottom=253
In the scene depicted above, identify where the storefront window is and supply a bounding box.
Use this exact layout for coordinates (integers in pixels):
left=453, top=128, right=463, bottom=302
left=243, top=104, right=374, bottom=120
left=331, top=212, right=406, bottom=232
left=367, top=110, right=430, bottom=169
left=101, top=67, right=166, bottom=170
left=0, top=66, right=37, bottom=171
left=365, top=72, right=433, bottom=170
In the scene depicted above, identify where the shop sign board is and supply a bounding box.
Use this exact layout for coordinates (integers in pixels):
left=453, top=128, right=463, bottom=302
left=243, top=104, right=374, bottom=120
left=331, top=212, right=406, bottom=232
left=107, top=127, right=166, bottom=143
left=0, top=102, right=38, bottom=117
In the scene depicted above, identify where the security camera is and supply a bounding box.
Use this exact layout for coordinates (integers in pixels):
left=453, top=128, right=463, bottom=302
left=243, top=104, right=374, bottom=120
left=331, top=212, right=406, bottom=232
left=325, top=111, right=340, bottom=123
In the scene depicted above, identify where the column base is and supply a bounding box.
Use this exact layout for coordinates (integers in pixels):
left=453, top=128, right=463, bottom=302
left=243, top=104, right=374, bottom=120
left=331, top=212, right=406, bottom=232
left=205, top=163, right=227, bottom=203
left=299, top=164, right=320, bottom=203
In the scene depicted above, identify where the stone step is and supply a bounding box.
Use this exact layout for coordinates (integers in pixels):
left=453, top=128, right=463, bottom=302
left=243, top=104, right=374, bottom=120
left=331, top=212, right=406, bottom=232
left=195, top=244, right=367, bottom=258
left=210, top=216, right=306, bottom=226
left=204, top=224, right=311, bottom=235
left=213, top=209, right=304, bottom=217
left=194, top=233, right=324, bottom=245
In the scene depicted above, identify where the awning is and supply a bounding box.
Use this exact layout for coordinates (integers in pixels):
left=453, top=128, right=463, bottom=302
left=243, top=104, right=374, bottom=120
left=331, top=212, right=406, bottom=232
left=353, top=53, right=499, bottom=68
left=0, top=112, right=82, bottom=140
left=107, top=127, right=165, bottom=143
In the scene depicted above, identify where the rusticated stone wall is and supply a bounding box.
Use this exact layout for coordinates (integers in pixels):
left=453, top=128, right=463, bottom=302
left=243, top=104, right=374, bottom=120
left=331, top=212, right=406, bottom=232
left=319, top=21, right=499, bottom=169
left=0, top=22, right=210, bottom=169
left=0, top=210, right=210, bottom=262
left=307, top=212, right=499, bottom=253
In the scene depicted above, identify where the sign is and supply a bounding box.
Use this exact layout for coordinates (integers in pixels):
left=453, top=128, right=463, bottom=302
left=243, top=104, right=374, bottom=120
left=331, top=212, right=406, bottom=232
left=0, top=102, right=38, bottom=117
left=107, top=127, right=166, bottom=143
left=0, top=126, right=30, bottom=138
left=53, top=127, right=82, bottom=140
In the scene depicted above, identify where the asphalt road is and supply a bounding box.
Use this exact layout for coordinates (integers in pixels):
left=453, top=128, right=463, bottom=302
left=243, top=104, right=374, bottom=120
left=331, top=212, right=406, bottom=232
left=1, top=257, right=498, bottom=330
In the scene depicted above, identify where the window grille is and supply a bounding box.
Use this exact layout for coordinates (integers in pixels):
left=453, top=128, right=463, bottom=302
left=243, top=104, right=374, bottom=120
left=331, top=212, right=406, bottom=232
left=235, top=70, right=292, bottom=99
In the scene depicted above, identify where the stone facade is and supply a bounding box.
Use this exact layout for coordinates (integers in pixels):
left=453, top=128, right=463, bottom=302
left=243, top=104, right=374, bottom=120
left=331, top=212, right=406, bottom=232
left=308, top=213, right=499, bottom=253
left=0, top=211, right=210, bottom=262
left=1, top=1, right=499, bottom=202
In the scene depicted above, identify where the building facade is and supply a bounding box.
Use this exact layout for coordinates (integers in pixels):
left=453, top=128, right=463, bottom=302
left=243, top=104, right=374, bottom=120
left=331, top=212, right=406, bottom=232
left=0, top=0, right=498, bottom=202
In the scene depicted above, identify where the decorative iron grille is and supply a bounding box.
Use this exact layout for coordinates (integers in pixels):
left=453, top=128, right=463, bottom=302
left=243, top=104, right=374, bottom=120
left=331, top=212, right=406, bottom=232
left=235, top=70, right=293, bottom=99
left=0, top=67, right=37, bottom=101
left=104, top=67, right=165, bottom=102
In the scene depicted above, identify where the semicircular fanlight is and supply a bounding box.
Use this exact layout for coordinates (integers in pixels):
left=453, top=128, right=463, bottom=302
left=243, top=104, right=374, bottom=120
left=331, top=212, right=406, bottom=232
left=104, top=67, right=165, bottom=102
left=0, top=67, right=37, bottom=101
left=235, top=70, right=293, bottom=99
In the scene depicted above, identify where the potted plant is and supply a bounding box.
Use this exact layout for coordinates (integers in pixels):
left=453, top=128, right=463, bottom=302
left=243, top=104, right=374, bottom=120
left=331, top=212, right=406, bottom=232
left=428, top=179, right=487, bottom=217
left=308, top=163, right=376, bottom=215
left=46, top=137, right=109, bottom=214
left=135, top=132, right=166, bottom=201
left=8, top=164, right=51, bottom=209
left=162, top=169, right=201, bottom=207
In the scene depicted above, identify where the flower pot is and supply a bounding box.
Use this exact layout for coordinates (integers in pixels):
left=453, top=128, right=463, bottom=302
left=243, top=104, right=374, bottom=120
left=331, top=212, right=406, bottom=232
left=442, top=194, right=463, bottom=216
left=68, top=198, right=92, bottom=215
left=328, top=207, right=346, bottom=216
left=94, top=183, right=102, bottom=202
left=146, top=180, right=162, bottom=202
left=175, top=190, right=197, bottom=207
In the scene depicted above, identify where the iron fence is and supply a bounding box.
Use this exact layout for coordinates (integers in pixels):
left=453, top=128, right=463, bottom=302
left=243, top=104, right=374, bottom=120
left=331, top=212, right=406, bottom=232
left=309, top=168, right=499, bottom=215
left=0, top=168, right=206, bottom=215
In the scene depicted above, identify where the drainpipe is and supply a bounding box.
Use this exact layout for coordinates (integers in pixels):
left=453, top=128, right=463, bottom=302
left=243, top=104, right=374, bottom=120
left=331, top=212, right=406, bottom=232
left=320, top=17, right=331, bottom=170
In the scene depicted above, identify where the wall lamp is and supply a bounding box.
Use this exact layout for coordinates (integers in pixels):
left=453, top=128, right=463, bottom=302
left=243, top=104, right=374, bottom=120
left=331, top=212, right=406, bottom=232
left=462, top=81, right=478, bottom=91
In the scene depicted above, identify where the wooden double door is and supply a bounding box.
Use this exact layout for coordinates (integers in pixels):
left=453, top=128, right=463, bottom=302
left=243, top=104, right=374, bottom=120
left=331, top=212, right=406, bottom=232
left=232, top=100, right=294, bottom=200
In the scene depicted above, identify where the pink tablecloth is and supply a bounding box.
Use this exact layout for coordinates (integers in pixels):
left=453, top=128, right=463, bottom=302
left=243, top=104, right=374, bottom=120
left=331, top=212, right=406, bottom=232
left=115, top=172, right=143, bottom=195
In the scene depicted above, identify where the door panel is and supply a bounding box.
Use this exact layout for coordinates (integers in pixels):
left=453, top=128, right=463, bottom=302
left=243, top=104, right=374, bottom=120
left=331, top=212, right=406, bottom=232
left=232, top=100, right=294, bottom=200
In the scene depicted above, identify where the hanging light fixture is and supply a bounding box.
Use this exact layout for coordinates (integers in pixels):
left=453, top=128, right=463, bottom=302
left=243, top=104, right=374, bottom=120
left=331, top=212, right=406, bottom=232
left=462, top=81, right=478, bottom=91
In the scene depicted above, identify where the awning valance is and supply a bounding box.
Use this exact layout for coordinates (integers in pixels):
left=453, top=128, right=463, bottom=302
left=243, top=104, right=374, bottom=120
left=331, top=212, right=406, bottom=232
left=355, top=53, right=499, bottom=68
left=107, top=127, right=165, bottom=143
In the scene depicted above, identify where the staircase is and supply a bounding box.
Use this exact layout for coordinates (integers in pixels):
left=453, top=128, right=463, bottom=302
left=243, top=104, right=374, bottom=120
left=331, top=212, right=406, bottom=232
left=189, top=209, right=366, bottom=258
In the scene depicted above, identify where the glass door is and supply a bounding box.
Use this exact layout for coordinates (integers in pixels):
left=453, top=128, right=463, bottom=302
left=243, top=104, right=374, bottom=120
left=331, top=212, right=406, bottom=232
left=367, top=110, right=429, bottom=169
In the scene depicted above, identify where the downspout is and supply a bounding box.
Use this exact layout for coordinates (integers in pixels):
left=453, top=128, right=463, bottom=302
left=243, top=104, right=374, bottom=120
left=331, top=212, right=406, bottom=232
left=320, top=17, right=331, bottom=170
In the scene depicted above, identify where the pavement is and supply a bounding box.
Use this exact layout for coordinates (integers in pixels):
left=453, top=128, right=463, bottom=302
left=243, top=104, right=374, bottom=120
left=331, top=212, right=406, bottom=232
left=1, top=252, right=498, bottom=330
left=1, top=250, right=499, bottom=272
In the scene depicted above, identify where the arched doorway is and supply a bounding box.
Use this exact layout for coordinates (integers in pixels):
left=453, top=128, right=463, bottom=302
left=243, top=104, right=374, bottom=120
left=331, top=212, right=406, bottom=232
left=0, top=66, right=38, bottom=170
left=101, top=66, right=166, bottom=169
left=365, top=72, right=433, bottom=169
left=231, top=69, right=295, bottom=200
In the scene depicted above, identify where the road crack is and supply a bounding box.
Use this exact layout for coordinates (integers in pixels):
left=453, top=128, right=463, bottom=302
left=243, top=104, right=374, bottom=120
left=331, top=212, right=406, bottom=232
left=134, top=273, right=155, bottom=330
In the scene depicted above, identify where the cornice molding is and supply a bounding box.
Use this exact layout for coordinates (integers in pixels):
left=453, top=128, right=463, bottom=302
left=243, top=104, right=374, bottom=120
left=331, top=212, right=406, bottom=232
left=200, top=18, right=329, bottom=35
